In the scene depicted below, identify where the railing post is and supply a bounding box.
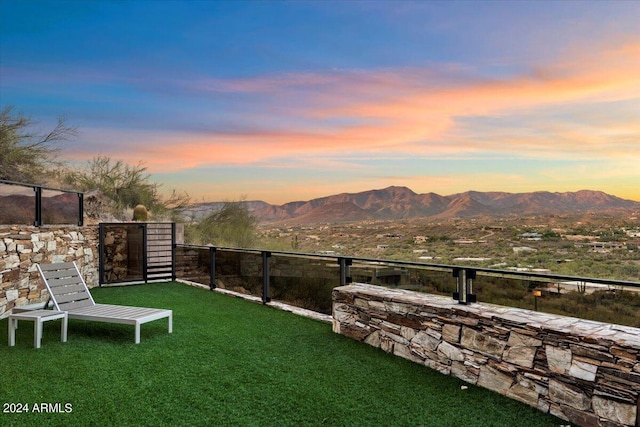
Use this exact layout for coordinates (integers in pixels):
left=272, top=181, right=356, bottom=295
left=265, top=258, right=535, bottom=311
left=98, top=223, right=105, bottom=286
left=142, top=223, right=148, bottom=283
left=209, top=247, right=217, bottom=291
left=77, top=192, right=84, bottom=226
left=262, top=251, right=271, bottom=304
left=171, top=222, right=176, bottom=281
left=453, top=268, right=476, bottom=304
left=34, top=186, right=42, bottom=226
left=339, top=257, right=352, bottom=286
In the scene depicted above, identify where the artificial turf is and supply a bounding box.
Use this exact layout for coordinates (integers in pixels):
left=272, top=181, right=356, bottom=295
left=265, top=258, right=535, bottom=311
left=1, top=282, right=568, bottom=426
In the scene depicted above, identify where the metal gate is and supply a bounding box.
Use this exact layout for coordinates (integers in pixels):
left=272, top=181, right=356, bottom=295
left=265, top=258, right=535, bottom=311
left=99, top=222, right=175, bottom=285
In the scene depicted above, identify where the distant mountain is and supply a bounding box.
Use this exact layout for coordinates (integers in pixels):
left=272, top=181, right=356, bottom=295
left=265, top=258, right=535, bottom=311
left=0, top=192, right=80, bottom=224
left=231, top=186, right=640, bottom=224
left=4, top=185, right=637, bottom=225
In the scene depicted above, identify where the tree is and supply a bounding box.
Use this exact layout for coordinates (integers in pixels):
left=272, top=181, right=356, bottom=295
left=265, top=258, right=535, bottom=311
left=186, top=200, right=258, bottom=248
left=60, top=156, right=190, bottom=220
left=0, top=106, right=76, bottom=183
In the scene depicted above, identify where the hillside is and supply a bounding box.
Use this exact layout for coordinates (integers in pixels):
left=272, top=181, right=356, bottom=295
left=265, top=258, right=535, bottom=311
left=186, top=186, right=640, bottom=224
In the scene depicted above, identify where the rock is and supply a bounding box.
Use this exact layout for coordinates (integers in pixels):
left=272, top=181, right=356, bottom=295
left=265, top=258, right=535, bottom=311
left=394, top=343, right=423, bottom=364
left=442, top=324, right=461, bottom=343
left=569, top=357, right=599, bottom=382
left=548, top=379, right=590, bottom=411
left=610, top=346, right=637, bottom=361
left=592, top=396, right=637, bottom=426
left=451, top=361, right=478, bottom=384
left=503, top=346, right=537, bottom=369
left=411, top=330, right=440, bottom=352
left=331, top=319, right=341, bottom=334
left=570, top=343, right=615, bottom=363
left=5, top=289, right=19, bottom=301
left=478, top=365, right=514, bottom=394
left=546, top=345, right=572, bottom=374
left=507, top=331, right=542, bottom=347
left=400, top=326, right=416, bottom=341
left=333, top=305, right=357, bottom=323
left=560, top=405, right=601, bottom=427
left=425, top=359, right=450, bottom=376
left=339, top=323, right=370, bottom=341
left=380, top=335, right=394, bottom=353
left=353, top=298, right=369, bottom=309
left=461, top=327, right=506, bottom=358
left=364, top=330, right=381, bottom=347
left=437, top=341, right=465, bottom=362
left=506, top=382, right=539, bottom=407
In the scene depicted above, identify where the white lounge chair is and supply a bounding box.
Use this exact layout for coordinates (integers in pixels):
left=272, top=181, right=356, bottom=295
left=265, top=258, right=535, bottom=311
left=37, top=262, right=172, bottom=344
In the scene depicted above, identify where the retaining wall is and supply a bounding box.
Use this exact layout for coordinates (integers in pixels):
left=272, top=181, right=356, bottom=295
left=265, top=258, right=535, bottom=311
left=332, top=283, right=640, bottom=427
left=0, top=225, right=99, bottom=316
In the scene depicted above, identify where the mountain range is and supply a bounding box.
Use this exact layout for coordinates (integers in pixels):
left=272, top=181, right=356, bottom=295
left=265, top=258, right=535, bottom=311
left=0, top=192, right=80, bottom=224
left=183, top=186, right=640, bottom=224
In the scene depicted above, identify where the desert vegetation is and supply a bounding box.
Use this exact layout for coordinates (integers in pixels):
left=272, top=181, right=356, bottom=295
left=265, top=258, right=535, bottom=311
left=253, top=214, right=640, bottom=327
left=257, top=214, right=640, bottom=282
left=1, top=107, right=189, bottom=221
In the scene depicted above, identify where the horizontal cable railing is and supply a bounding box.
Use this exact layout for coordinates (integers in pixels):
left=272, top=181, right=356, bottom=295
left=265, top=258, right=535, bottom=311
left=175, top=243, right=640, bottom=327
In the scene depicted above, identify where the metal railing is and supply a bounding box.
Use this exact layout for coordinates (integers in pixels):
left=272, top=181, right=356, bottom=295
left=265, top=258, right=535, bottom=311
left=0, top=180, right=83, bottom=226
left=175, top=244, right=640, bottom=324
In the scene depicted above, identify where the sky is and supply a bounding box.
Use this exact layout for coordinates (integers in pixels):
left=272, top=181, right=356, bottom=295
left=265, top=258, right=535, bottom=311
left=1, top=0, right=639, bottom=204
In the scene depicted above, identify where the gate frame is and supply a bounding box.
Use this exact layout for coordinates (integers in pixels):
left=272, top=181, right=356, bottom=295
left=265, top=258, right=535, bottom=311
left=98, top=222, right=176, bottom=286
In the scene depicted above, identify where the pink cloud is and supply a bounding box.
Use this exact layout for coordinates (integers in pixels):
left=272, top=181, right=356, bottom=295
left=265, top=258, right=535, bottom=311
left=69, top=39, right=639, bottom=176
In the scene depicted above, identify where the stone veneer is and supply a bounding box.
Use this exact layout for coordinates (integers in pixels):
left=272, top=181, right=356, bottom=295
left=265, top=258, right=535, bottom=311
left=0, top=225, right=99, bottom=316
left=333, top=283, right=640, bottom=427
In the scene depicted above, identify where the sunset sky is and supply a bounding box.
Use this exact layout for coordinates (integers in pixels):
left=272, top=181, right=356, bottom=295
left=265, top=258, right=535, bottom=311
left=1, top=1, right=639, bottom=204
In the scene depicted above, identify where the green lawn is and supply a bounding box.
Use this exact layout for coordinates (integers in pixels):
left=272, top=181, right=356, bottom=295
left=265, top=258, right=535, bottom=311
left=1, top=282, right=567, bottom=426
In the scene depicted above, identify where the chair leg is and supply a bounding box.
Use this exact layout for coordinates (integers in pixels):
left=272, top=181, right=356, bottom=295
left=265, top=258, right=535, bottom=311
left=8, top=318, right=16, bottom=347
left=135, top=323, right=140, bottom=344
left=35, top=320, right=42, bottom=349
left=61, top=315, right=68, bottom=343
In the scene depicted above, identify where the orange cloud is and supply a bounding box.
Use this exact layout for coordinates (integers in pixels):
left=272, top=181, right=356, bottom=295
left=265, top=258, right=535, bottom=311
left=71, top=39, right=639, bottom=176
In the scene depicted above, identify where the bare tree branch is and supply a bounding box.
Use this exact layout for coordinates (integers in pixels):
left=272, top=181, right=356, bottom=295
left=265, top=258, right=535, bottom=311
left=0, top=106, right=76, bottom=183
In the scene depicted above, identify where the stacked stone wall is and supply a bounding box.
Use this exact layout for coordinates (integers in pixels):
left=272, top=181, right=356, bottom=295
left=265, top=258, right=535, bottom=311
left=101, top=225, right=130, bottom=282
left=0, top=225, right=99, bottom=316
left=333, top=283, right=639, bottom=427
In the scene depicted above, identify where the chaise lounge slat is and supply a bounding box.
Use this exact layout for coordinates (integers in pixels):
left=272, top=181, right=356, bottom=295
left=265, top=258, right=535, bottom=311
left=53, top=290, right=92, bottom=305
left=48, top=282, right=86, bottom=294
left=45, top=276, right=85, bottom=287
left=37, top=262, right=172, bottom=344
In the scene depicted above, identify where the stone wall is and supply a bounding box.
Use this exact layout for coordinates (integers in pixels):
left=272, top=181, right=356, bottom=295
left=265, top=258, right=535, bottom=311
left=0, top=225, right=99, bottom=316
left=333, top=283, right=640, bottom=427
left=101, top=225, right=132, bottom=282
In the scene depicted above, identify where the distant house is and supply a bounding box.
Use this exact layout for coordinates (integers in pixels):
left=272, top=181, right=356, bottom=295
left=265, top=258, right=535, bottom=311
left=588, top=241, right=626, bottom=252
left=625, top=229, right=640, bottom=237
left=513, top=246, right=537, bottom=254
left=519, top=232, right=542, bottom=240
left=453, top=239, right=487, bottom=244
